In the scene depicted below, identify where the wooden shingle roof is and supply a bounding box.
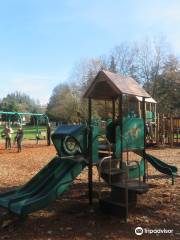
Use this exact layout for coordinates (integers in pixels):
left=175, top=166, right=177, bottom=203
left=83, top=70, right=151, bottom=99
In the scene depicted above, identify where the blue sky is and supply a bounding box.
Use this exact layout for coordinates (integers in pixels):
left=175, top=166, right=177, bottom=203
left=0, top=0, right=180, bottom=104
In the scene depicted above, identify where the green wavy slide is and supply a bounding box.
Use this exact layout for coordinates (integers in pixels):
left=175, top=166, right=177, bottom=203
left=0, top=157, right=86, bottom=215
left=144, top=152, right=178, bottom=176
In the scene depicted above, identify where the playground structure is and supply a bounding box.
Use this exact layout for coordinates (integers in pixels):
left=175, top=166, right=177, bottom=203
left=137, top=96, right=157, bottom=144
left=0, top=111, right=49, bottom=142
left=125, top=97, right=180, bottom=147
left=0, top=70, right=178, bottom=221
left=157, top=115, right=180, bottom=146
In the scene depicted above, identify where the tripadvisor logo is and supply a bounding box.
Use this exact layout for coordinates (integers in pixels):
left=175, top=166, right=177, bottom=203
left=135, top=227, right=173, bottom=235
left=135, top=227, right=143, bottom=236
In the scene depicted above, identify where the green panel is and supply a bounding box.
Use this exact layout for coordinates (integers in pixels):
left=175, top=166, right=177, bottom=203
left=114, top=118, right=144, bottom=157
left=146, top=111, right=154, bottom=121
left=122, top=118, right=144, bottom=150
left=115, top=126, right=121, bottom=158
left=122, top=159, right=144, bottom=179
left=74, top=127, right=87, bottom=155
left=91, top=125, right=99, bottom=163
left=52, top=138, right=62, bottom=155
left=51, top=125, right=87, bottom=157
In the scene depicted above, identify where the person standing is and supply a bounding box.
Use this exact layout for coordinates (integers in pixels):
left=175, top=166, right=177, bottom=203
left=2, top=125, right=13, bottom=149
left=15, top=126, right=24, bottom=152
left=47, top=123, right=51, bottom=146
left=2, top=125, right=9, bottom=149
left=9, top=126, right=14, bottom=149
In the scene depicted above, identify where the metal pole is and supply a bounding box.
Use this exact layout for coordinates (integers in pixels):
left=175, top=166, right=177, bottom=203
left=8, top=115, right=11, bottom=127
left=88, top=97, right=93, bottom=204
left=142, top=97, right=146, bottom=182
left=36, top=116, right=39, bottom=144
left=112, top=98, right=116, bottom=157
left=119, top=94, right=123, bottom=168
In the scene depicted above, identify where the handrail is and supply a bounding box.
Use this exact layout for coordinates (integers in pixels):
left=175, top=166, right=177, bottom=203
left=97, top=134, right=112, bottom=185
left=98, top=156, right=112, bottom=199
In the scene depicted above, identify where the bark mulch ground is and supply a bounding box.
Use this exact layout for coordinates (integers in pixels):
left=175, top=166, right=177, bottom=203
left=0, top=141, right=179, bottom=240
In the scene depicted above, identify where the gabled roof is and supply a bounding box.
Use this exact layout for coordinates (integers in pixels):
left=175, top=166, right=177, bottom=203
left=83, top=70, right=151, bottom=99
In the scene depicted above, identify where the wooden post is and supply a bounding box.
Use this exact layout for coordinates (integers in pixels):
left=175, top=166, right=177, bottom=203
left=105, top=100, right=107, bottom=117
left=88, top=97, right=93, bottom=204
left=154, top=104, right=157, bottom=144
left=145, top=101, right=147, bottom=114
left=119, top=94, right=123, bottom=168
left=176, top=119, right=179, bottom=143
left=156, top=113, right=160, bottom=145
left=170, top=116, right=173, bottom=147
left=150, top=102, right=152, bottom=112
left=138, top=100, right=141, bottom=118
left=178, top=119, right=180, bottom=143
left=112, top=99, right=115, bottom=121
left=162, top=114, right=165, bottom=145
left=142, top=97, right=147, bottom=182
left=127, top=95, right=129, bottom=116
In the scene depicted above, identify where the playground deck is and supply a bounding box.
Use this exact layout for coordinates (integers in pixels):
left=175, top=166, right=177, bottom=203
left=0, top=142, right=179, bottom=240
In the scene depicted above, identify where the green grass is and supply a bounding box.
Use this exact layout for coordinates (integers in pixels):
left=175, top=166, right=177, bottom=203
left=0, top=125, right=47, bottom=140
left=174, top=133, right=180, bottom=141
left=174, top=133, right=180, bottom=137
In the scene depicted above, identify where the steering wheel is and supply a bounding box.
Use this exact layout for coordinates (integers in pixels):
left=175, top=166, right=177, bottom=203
left=62, top=136, right=81, bottom=155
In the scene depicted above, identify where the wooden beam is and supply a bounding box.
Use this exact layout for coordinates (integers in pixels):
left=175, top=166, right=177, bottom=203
left=170, top=115, right=173, bottom=147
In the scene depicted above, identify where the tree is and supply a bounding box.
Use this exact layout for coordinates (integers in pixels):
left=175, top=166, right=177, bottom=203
left=108, top=56, right=117, bottom=73
left=138, top=37, right=168, bottom=94
left=149, top=55, right=180, bottom=115
left=110, top=42, right=140, bottom=81
left=47, top=36, right=179, bottom=120
left=70, top=58, right=106, bottom=92
left=47, top=83, right=79, bottom=123
left=0, top=92, right=41, bottom=113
